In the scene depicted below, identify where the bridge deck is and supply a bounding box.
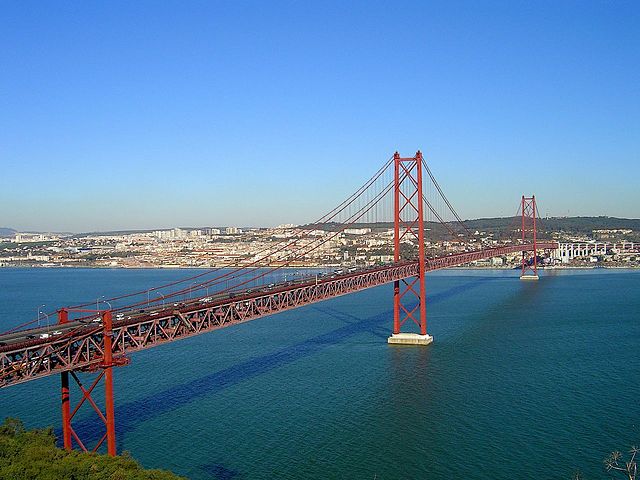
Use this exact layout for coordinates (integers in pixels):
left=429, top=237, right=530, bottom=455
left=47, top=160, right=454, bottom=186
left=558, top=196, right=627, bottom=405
left=0, top=242, right=556, bottom=388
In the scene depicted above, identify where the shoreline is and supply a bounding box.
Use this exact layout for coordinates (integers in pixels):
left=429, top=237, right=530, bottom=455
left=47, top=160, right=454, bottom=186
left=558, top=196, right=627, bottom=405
left=1, top=264, right=638, bottom=271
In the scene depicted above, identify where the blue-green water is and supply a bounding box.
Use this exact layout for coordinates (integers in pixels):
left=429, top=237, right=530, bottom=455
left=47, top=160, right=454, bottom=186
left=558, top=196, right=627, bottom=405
left=1, top=268, right=639, bottom=479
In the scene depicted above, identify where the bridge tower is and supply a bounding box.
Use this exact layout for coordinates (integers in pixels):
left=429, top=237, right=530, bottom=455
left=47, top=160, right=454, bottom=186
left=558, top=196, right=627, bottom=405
left=58, top=308, right=123, bottom=456
left=520, top=195, right=539, bottom=280
left=388, top=151, right=433, bottom=346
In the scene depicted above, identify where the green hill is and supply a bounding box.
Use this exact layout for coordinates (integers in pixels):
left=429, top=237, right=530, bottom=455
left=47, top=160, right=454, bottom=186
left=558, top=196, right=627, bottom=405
left=310, top=216, right=639, bottom=241
left=0, top=418, right=183, bottom=480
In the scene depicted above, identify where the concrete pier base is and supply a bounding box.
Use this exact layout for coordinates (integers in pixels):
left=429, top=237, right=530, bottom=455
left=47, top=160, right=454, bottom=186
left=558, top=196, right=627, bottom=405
left=520, top=275, right=539, bottom=281
left=387, top=333, right=434, bottom=346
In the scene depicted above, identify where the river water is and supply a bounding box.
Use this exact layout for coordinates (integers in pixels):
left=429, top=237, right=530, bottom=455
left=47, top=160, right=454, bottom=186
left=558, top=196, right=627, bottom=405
left=1, top=268, right=639, bottom=479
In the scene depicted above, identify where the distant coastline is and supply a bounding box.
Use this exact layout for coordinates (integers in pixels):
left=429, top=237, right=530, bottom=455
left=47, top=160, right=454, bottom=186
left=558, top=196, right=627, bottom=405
left=1, top=264, right=638, bottom=270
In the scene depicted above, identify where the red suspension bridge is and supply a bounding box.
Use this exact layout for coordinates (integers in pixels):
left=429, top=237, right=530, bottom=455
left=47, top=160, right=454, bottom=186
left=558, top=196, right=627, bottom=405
left=0, top=151, right=557, bottom=456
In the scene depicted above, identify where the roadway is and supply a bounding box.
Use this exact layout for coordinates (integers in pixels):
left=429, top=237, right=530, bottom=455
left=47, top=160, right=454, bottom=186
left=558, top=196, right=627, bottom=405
left=0, top=242, right=558, bottom=388
left=0, top=264, right=379, bottom=351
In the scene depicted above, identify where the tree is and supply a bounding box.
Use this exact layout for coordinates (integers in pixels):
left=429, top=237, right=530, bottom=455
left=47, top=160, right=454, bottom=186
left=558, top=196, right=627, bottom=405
left=0, top=418, right=184, bottom=480
left=605, top=447, right=638, bottom=480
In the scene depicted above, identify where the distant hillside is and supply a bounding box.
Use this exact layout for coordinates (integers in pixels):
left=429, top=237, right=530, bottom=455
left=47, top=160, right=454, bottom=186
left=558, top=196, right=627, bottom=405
left=6, top=217, right=640, bottom=240
left=465, top=216, right=640, bottom=234
left=310, top=216, right=640, bottom=241
left=72, top=229, right=155, bottom=238
left=537, top=216, right=640, bottom=233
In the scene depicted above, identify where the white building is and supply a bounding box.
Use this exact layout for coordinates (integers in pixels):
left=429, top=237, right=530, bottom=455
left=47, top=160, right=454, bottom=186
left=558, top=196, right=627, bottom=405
left=14, top=233, right=46, bottom=243
left=553, top=242, right=610, bottom=263
left=344, top=228, right=371, bottom=235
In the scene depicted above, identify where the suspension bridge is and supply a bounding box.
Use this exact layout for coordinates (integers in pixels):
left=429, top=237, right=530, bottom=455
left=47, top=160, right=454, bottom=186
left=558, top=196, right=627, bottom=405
left=0, top=151, right=557, bottom=456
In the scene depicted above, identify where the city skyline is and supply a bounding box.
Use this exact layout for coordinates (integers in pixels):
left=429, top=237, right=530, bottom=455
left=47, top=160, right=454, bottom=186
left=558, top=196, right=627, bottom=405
left=1, top=1, right=639, bottom=231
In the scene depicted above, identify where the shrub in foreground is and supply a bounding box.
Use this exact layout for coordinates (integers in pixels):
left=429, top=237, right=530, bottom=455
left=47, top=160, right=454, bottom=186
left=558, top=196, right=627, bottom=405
left=0, top=418, right=184, bottom=480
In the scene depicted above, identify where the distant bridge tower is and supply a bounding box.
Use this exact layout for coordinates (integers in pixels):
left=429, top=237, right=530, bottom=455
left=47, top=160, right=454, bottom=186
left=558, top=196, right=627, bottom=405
left=388, top=151, right=433, bottom=346
left=520, top=195, right=539, bottom=280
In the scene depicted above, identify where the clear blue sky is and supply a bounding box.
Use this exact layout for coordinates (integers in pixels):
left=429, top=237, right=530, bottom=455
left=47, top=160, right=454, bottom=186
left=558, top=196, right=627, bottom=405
left=1, top=1, right=638, bottom=232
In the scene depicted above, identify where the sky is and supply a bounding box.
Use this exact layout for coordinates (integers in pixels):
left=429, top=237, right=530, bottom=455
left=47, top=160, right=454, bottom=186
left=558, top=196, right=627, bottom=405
left=1, top=0, right=638, bottom=232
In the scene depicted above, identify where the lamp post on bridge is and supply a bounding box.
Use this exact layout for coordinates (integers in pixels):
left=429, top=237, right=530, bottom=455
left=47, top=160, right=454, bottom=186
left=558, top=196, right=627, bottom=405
left=37, top=305, right=49, bottom=331
left=37, top=304, right=45, bottom=328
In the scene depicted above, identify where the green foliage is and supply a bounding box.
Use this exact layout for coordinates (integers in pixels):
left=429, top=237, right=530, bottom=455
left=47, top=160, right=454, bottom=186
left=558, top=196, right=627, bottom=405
left=0, top=418, right=184, bottom=480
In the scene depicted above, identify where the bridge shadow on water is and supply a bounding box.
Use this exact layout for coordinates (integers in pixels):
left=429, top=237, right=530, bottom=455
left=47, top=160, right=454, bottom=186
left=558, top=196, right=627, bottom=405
left=61, top=275, right=500, bottom=474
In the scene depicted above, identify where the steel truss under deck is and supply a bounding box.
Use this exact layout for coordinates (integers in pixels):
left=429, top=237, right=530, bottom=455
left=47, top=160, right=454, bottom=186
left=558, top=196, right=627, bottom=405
left=0, top=242, right=556, bottom=389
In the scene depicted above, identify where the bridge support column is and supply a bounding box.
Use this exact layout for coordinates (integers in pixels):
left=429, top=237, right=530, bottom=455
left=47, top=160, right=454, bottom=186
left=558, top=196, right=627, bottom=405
left=61, top=371, right=72, bottom=450
left=388, top=151, right=433, bottom=346
left=57, top=309, right=123, bottom=456
left=58, top=308, right=72, bottom=450
left=102, top=310, right=117, bottom=457
left=520, top=195, right=539, bottom=280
